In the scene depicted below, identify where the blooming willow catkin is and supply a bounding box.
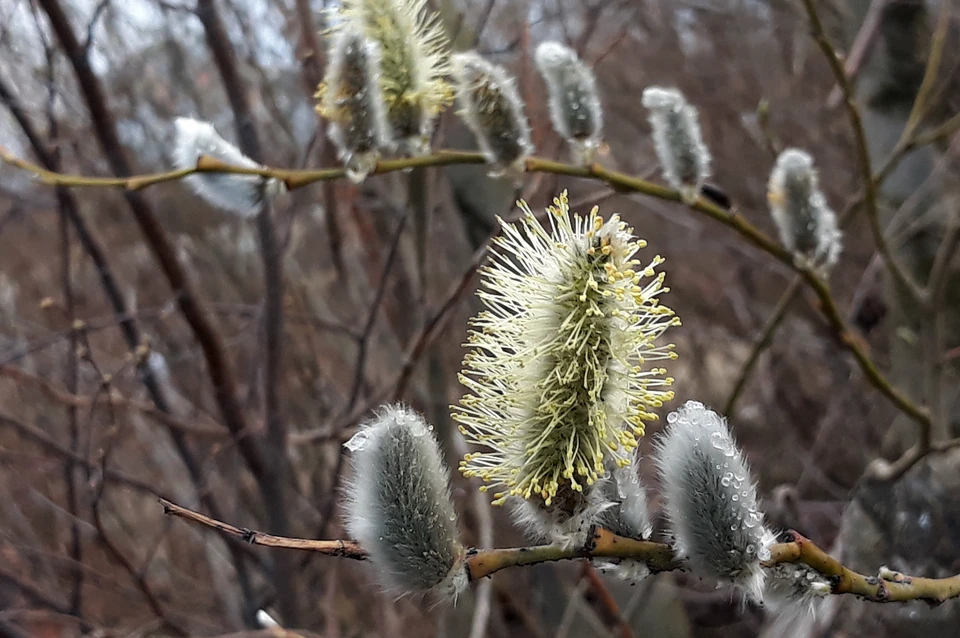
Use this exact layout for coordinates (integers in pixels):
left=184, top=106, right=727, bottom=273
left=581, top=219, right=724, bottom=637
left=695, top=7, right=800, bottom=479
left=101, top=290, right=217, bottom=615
left=768, top=149, right=842, bottom=270
left=344, top=404, right=467, bottom=598
left=172, top=117, right=285, bottom=217
left=534, top=41, right=603, bottom=164
left=337, top=0, right=452, bottom=153
left=456, top=190, right=678, bottom=515
left=319, top=25, right=390, bottom=182
left=655, top=400, right=769, bottom=601
left=451, top=52, right=533, bottom=175
left=641, top=87, right=711, bottom=204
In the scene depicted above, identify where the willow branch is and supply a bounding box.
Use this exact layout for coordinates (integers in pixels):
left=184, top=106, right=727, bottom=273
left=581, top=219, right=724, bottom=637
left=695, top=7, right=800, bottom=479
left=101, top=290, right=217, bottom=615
left=159, top=499, right=960, bottom=604
left=0, top=147, right=932, bottom=436
left=801, top=0, right=924, bottom=304
left=159, top=499, right=367, bottom=559
left=724, top=277, right=803, bottom=417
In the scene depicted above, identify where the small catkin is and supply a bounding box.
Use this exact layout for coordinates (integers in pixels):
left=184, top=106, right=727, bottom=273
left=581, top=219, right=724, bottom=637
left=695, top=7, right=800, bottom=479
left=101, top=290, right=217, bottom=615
left=451, top=52, right=533, bottom=175
left=767, top=149, right=842, bottom=270
left=337, top=0, right=452, bottom=154
left=655, top=400, right=770, bottom=601
left=321, top=25, right=391, bottom=182
left=764, top=560, right=831, bottom=620
left=509, top=487, right=613, bottom=550
left=640, top=87, right=712, bottom=204
left=593, top=455, right=654, bottom=582
left=343, top=404, right=467, bottom=598
left=534, top=41, right=603, bottom=164
left=172, top=117, right=284, bottom=217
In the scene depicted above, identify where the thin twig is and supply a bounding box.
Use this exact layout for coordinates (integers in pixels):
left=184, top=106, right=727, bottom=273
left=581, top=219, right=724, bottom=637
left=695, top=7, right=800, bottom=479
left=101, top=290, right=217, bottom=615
left=580, top=563, right=636, bottom=638
left=802, top=0, right=923, bottom=304
left=160, top=499, right=367, bottom=559
left=724, top=277, right=803, bottom=417
left=193, top=0, right=298, bottom=621
left=158, top=499, right=960, bottom=604
left=346, top=215, right=409, bottom=411
left=1, top=147, right=932, bottom=436
left=0, top=364, right=229, bottom=438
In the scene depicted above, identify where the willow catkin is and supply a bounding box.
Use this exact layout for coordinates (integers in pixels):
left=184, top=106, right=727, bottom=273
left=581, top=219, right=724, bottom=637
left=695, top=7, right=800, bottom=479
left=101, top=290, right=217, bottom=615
left=344, top=404, right=467, bottom=598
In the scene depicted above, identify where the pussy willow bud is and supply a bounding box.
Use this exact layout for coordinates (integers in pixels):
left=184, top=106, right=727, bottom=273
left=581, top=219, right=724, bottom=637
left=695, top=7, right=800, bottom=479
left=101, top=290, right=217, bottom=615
left=641, top=87, right=711, bottom=204
left=764, top=554, right=831, bottom=620
left=172, top=117, right=285, bottom=217
left=456, top=191, right=678, bottom=518
left=451, top=52, right=533, bottom=176
left=655, top=400, right=769, bottom=601
left=338, top=0, right=452, bottom=153
left=768, top=149, right=842, bottom=270
left=509, top=488, right=612, bottom=550
left=344, top=404, right=467, bottom=598
left=319, top=25, right=390, bottom=183
left=593, top=454, right=654, bottom=582
left=595, top=456, right=653, bottom=541
left=534, top=42, right=603, bottom=164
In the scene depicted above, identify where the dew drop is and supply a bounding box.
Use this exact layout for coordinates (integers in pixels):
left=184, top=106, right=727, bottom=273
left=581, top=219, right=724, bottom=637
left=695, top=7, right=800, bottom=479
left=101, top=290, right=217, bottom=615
left=344, top=428, right=372, bottom=452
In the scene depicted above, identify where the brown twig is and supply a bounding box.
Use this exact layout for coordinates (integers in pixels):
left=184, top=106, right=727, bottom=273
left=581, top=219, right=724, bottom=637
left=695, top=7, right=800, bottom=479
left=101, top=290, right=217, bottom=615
left=194, top=0, right=298, bottom=622
left=802, top=0, right=923, bottom=304
left=580, top=563, right=636, bottom=638
left=160, top=499, right=367, bottom=559
left=724, top=277, right=803, bottom=417
left=2, top=146, right=933, bottom=437
left=0, top=364, right=229, bottom=438
left=158, top=500, right=960, bottom=604
left=0, top=410, right=160, bottom=497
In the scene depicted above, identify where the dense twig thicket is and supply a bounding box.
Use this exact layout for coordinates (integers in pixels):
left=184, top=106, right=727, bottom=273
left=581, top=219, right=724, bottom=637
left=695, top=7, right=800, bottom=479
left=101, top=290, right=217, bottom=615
left=0, top=0, right=958, bottom=636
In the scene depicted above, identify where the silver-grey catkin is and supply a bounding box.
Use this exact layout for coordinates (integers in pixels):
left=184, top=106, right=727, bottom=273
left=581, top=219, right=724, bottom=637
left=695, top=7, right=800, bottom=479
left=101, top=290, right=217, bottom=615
left=593, top=454, right=654, bottom=582
left=172, top=117, right=285, bottom=217
left=323, top=25, right=391, bottom=183
left=509, top=453, right=653, bottom=563
left=595, top=455, right=653, bottom=541
left=343, top=404, right=467, bottom=597
left=451, top=52, right=533, bottom=175
left=640, top=87, right=711, bottom=204
left=509, top=488, right=611, bottom=550
left=534, top=41, right=603, bottom=164
left=768, top=149, right=842, bottom=270
left=655, top=400, right=769, bottom=601
left=764, top=560, right=831, bottom=621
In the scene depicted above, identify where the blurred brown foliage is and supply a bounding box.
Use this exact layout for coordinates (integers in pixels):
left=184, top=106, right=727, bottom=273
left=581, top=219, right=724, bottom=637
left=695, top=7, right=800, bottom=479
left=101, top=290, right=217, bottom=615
left=0, top=1, right=958, bottom=636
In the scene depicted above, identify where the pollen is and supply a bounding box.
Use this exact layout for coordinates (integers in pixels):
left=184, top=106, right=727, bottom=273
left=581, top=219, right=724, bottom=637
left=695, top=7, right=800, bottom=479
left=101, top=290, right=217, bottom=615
left=454, top=191, right=678, bottom=505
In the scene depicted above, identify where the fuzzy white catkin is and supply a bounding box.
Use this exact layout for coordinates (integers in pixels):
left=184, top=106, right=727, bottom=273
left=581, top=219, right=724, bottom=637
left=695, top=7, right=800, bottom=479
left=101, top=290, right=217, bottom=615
left=509, top=487, right=613, bottom=550
left=763, top=559, right=831, bottom=620
left=451, top=52, right=533, bottom=175
left=343, top=404, right=468, bottom=598
left=509, top=455, right=653, bottom=563
left=593, top=455, right=654, bottom=582
left=641, top=87, right=711, bottom=203
left=656, top=400, right=770, bottom=601
left=768, top=149, right=842, bottom=270
left=595, top=456, right=653, bottom=541
left=323, top=25, right=391, bottom=183
left=534, top=41, right=603, bottom=164
left=172, top=118, right=284, bottom=217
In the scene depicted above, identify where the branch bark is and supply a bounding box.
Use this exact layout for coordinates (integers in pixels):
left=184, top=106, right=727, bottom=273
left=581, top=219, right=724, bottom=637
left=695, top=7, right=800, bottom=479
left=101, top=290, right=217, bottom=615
left=159, top=498, right=960, bottom=604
